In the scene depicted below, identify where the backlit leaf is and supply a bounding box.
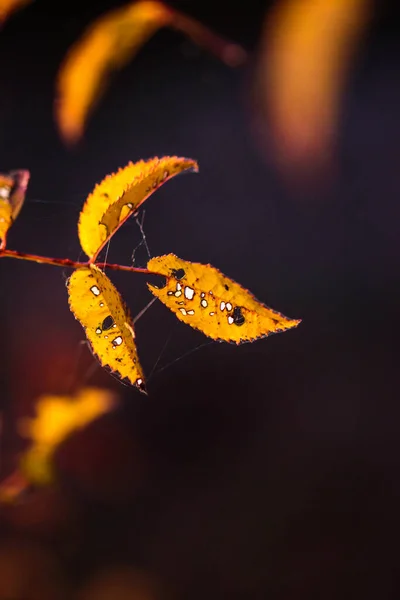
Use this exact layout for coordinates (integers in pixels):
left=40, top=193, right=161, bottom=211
left=147, top=254, right=301, bottom=344
left=55, top=0, right=172, bottom=144
left=257, top=0, right=369, bottom=181
left=67, top=265, right=146, bottom=391
left=0, top=169, right=30, bottom=249
left=0, top=0, right=31, bottom=24
left=18, top=387, right=117, bottom=485
left=78, top=156, right=198, bottom=260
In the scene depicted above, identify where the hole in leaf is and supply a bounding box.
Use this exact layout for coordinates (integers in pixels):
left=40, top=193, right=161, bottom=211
left=171, top=268, right=185, bottom=280
left=232, top=306, right=245, bottom=326
left=101, top=315, right=115, bottom=330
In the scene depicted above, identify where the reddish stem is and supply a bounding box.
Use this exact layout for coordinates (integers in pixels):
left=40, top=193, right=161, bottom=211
left=0, top=248, right=150, bottom=274
left=170, top=7, right=248, bottom=67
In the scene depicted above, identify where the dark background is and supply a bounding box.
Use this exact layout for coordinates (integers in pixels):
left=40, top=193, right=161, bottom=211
left=0, top=0, right=400, bottom=597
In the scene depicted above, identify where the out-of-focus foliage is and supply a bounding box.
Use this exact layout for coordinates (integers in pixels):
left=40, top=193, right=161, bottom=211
left=147, top=253, right=301, bottom=343
left=256, top=0, right=370, bottom=181
left=55, top=1, right=171, bottom=144
left=78, top=156, right=198, bottom=260
left=18, top=387, right=117, bottom=485
left=55, top=0, right=247, bottom=144
left=0, top=170, right=29, bottom=249
left=0, top=0, right=31, bottom=24
left=67, top=266, right=146, bottom=392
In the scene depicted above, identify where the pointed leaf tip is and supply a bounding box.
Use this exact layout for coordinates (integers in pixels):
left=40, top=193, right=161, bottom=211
left=78, top=156, right=198, bottom=260
left=147, top=254, right=301, bottom=344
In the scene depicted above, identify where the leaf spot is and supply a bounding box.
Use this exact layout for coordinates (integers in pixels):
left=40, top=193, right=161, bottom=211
left=226, top=302, right=232, bottom=311
left=101, top=315, right=115, bottom=330
left=184, top=286, right=194, bottom=300
left=90, top=285, right=100, bottom=296
left=220, top=301, right=226, bottom=311
left=201, top=299, right=208, bottom=308
left=112, top=336, right=123, bottom=347
left=232, top=306, right=245, bottom=326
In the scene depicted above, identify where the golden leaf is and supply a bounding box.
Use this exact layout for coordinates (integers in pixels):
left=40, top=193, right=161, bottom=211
left=258, top=0, right=369, bottom=180
left=18, top=387, right=117, bottom=485
left=147, top=254, right=301, bottom=344
left=0, top=170, right=30, bottom=249
left=67, top=265, right=146, bottom=391
left=78, top=156, right=198, bottom=260
left=55, top=0, right=172, bottom=144
left=0, top=0, right=31, bottom=24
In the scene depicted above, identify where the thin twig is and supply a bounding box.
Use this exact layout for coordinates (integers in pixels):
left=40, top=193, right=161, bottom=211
left=0, top=248, right=151, bottom=275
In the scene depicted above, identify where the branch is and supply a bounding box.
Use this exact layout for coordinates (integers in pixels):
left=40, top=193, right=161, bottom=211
left=0, top=249, right=150, bottom=274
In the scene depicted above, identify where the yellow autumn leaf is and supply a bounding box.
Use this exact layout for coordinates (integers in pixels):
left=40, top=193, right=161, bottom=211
left=147, top=254, right=301, bottom=344
left=78, top=156, right=198, bottom=261
left=18, top=387, right=117, bottom=486
left=0, top=0, right=31, bottom=24
left=67, top=265, right=146, bottom=392
left=55, top=0, right=172, bottom=144
left=0, top=169, right=30, bottom=249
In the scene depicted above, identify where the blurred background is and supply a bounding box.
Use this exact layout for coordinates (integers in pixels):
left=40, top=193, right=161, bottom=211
left=0, top=0, right=400, bottom=597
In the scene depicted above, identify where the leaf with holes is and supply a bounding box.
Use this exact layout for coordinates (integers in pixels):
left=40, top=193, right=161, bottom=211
left=147, top=254, right=301, bottom=343
left=0, top=170, right=30, bottom=249
left=55, top=0, right=172, bottom=144
left=78, top=155, right=198, bottom=260
left=67, top=265, right=146, bottom=391
left=18, top=387, right=117, bottom=485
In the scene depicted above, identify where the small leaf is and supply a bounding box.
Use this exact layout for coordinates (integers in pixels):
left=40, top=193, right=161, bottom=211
left=55, top=0, right=172, bottom=144
left=18, top=387, right=117, bottom=485
left=0, top=0, right=32, bottom=24
left=147, top=254, right=301, bottom=344
left=78, top=156, right=198, bottom=260
left=67, top=265, right=146, bottom=391
left=0, top=169, right=30, bottom=249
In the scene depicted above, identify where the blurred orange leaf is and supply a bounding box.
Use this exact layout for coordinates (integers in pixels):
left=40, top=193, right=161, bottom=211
left=257, top=0, right=370, bottom=180
left=0, top=0, right=31, bottom=24
left=0, top=170, right=30, bottom=249
left=67, top=266, right=146, bottom=392
left=55, top=0, right=247, bottom=144
left=147, top=254, right=301, bottom=343
left=18, top=387, right=117, bottom=486
left=78, top=155, right=198, bottom=260
left=55, top=0, right=172, bottom=144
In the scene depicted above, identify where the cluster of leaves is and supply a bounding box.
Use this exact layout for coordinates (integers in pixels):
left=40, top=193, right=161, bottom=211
left=0, top=157, right=301, bottom=394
